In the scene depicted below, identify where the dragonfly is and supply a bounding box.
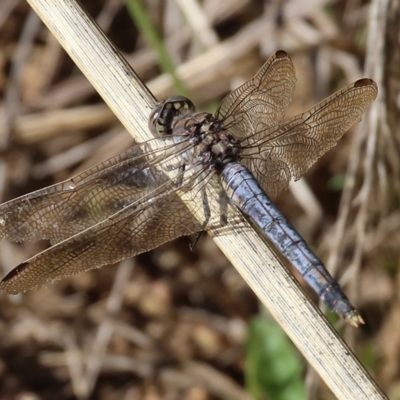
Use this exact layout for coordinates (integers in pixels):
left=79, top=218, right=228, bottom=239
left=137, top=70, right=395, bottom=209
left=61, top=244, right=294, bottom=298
left=0, top=51, right=377, bottom=326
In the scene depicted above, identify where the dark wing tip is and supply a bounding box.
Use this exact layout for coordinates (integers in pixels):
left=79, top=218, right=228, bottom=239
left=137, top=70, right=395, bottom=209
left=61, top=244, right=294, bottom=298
left=275, top=50, right=288, bottom=58
left=354, top=78, right=376, bottom=88
left=0, top=262, right=30, bottom=294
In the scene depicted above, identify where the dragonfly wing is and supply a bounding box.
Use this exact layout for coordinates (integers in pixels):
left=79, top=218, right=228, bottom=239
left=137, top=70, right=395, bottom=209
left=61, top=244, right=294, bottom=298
left=242, top=79, right=378, bottom=198
left=0, top=169, right=209, bottom=294
left=215, top=50, right=296, bottom=138
left=0, top=139, right=187, bottom=245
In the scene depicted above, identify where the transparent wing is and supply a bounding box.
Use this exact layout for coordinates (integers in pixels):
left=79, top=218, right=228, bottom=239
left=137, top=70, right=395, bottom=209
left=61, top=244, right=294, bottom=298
left=215, top=50, right=296, bottom=138
left=241, top=79, right=378, bottom=198
left=0, top=139, right=215, bottom=294
left=0, top=139, right=190, bottom=245
left=0, top=184, right=206, bottom=294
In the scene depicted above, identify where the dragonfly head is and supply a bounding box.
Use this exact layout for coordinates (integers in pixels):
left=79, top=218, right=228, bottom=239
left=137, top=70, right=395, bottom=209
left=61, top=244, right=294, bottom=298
left=149, top=96, right=196, bottom=137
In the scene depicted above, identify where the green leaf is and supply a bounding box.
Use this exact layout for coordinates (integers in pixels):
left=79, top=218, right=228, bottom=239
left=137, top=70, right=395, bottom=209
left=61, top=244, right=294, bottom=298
left=245, top=313, right=307, bottom=400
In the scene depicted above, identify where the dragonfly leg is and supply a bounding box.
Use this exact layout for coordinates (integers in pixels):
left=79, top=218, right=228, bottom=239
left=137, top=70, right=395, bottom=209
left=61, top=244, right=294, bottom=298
left=219, top=189, right=229, bottom=225
left=189, top=185, right=210, bottom=251
left=175, top=163, right=186, bottom=188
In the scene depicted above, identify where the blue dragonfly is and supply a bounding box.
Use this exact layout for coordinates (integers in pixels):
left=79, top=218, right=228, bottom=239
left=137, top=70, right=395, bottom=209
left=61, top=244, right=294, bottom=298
left=0, top=51, right=377, bottom=326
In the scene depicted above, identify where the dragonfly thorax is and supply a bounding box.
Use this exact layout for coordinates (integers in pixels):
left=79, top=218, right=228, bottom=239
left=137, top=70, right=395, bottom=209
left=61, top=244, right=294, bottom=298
left=171, top=111, right=242, bottom=171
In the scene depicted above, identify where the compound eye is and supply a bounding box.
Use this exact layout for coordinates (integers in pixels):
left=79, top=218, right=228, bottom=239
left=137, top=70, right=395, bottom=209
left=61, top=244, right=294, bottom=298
left=148, top=103, right=164, bottom=137
left=167, top=96, right=196, bottom=114
left=148, top=96, right=196, bottom=137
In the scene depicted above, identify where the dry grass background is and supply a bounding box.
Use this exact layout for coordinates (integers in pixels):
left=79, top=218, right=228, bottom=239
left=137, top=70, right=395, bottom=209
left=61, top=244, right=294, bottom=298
left=0, top=0, right=398, bottom=399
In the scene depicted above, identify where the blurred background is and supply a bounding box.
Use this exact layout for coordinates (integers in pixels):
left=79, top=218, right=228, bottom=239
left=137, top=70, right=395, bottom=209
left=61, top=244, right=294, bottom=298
left=0, top=0, right=398, bottom=399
